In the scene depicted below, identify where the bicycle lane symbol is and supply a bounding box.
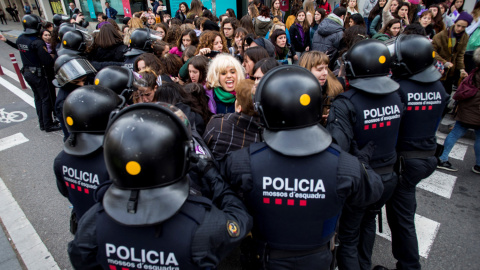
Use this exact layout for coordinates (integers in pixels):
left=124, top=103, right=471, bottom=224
left=0, top=108, right=28, bottom=123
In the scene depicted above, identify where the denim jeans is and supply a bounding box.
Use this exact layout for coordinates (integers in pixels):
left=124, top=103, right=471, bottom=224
left=439, top=121, right=480, bottom=166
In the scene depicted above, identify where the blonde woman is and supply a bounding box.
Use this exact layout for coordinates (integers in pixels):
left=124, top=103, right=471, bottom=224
left=299, top=51, right=344, bottom=125
left=123, top=17, right=145, bottom=45
left=303, top=0, right=316, bottom=25
left=265, top=18, right=291, bottom=44
left=206, top=54, right=245, bottom=114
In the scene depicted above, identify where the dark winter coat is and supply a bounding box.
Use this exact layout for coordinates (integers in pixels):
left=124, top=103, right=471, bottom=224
left=312, top=15, right=344, bottom=52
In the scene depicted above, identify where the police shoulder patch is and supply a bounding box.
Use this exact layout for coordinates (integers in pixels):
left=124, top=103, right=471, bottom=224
left=226, top=220, right=240, bottom=238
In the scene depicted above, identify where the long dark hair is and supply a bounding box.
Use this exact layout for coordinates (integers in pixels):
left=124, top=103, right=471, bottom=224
left=154, top=82, right=212, bottom=124
left=183, top=83, right=213, bottom=123
left=448, top=0, right=464, bottom=15
left=313, top=8, right=326, bottom=27
left=368, top=0, right=385, bottom=21
left=429, top=4, right=445, bottom=34
left=95, top=23, right=123, bottom=48
left=187, top=55, right=209, bottom=84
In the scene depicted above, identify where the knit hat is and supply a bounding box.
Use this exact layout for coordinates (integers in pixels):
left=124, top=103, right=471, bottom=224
left=252, top=37, right=275, bottom=58
left=455, top=12, right=473, bottom=26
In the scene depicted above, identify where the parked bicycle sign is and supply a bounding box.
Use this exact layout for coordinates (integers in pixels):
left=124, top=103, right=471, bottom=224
left=0, top=108, right=27, bottom=123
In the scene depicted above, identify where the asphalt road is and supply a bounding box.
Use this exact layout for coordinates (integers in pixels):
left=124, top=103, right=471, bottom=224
left=0, top=36, right=479, bottom=270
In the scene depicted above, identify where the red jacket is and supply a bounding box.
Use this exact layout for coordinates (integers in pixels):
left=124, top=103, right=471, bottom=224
left=318, top=2, right=332, bottom=14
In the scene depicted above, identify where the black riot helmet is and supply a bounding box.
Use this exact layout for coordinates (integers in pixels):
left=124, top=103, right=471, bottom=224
left=391, top=34, right=441, bottom=83
left=53, top=54, right=96, bottom=87
left=58, top=23, right=76, bottom=40
left=52, top=14, right=70, bottom=27
left=125, top=28, right=162, bottom=56
left=22, top=14, right=43, bottom=34
left=63, top=85, right=124, bottom=156
left=94, top=66, right=134, bottom=97
left=58, top=29, right=91, bottom=55
left=255, top=65, right=332, bottom=156
left=343, top=39, right=399, bottom=94
left=103, top=103, right=193, bottom=226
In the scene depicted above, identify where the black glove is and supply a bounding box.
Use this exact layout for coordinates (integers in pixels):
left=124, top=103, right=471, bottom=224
left=351, top=140, right=376, bottom=164
left=189, top=153, right=214, bottom=176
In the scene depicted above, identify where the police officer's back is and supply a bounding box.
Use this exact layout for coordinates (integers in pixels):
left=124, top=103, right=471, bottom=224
left=68, top=103, right=252, bottom=269
left=17, top=15, right=60, bottom=132
left=53, top=85, right=123, bottom=233
left=221, top=66, right=383, bottom=270
left=376, top=35, right=449, bottom=270
left=326, top=39, right=403, bottom=270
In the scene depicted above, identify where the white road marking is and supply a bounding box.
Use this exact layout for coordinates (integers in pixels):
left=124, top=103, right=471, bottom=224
left=0, top=177, right=60, bottom=269
left=418, top=171, right=457, bottom=199
left=2, top=67, right=24, bottom=85
left=0, top=133, right=29, bottom=152
left=0, top=76, right=34, bottom=108
left=437, top=138, right=468, bottom=161
left=376, top=207, right=440, bottom=258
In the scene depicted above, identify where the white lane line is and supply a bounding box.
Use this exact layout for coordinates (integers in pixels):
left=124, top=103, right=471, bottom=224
left=0, top=76, right=34, bottom=108
left=377, top=207, right=440, bottom=258
left=437, top=138, right=468, bottom=161
left=418, top=171, right=457, bottom=199
left=0, top=133, right=29, bottom=152
left=0, top=177, right=60, bottom=270
left=2, top=67, right=23, bottom=85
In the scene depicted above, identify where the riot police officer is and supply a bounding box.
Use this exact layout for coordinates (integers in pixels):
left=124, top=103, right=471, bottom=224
left=53, top=85, right=123, bottom=233
left=57, top=29, right=90, bottom=56
left=94, top=65, right=134, bottom=102
left=123, top=28, right=161, bottom=70
left=53, top=54, right=97, bottom=139
left=17, top=14, right=60, bottom=132
left=326, top=39, right=403, bottom=270
left=68, top=103, right=252, bottom=269
left=221, top=65, right=383, bottom=270
left=374, top=35, right=449, bottom=270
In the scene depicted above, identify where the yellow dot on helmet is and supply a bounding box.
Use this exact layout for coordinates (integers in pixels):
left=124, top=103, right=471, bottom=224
left=129, top=39, right=132, bottom=44
left=300, top=94, right=311, bottom=106
left=379, top=55, right=386, bottom=64
left=63, top=40, right=67, bottom=45
left=94, top=78, right=100, bottom=85
left=66, top=116, right=74, bottom=126
left=23, top=20, right=26, bottom=23
left=432, top=51, right=436, bottom=58
left=126, top=161, right=141, bottom=175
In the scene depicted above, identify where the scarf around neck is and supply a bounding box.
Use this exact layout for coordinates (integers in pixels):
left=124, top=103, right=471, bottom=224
left=214, top=87, right=236, bottom=103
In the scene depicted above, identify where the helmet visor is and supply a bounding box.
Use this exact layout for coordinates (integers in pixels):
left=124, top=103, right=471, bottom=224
left=55, top=58, right=96, bottom=86
left=149, top=30, right=164, bottom=41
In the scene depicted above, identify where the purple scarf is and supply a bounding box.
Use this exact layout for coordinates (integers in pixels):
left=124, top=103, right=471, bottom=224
left=204, top=85, right=217, bottom=114
left=296, top=23, right=305, bottom=46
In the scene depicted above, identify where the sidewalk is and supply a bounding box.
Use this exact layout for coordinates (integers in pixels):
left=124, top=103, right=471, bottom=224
left=0, top=222, right=23, bottom=270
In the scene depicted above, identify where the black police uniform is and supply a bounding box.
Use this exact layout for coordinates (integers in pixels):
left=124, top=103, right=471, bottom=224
left=53, top=148, right=109, bottom=219
left=385, top=79, right=448, bottom=270
left=380, top=34, right=449, bottom=270
left=68, top=158, right=252, bottom=270
left=326, top=39, right=403, bottom=270
left=122, top=51, right=144, bottom=70
left=221, top=141, right=383, bottom=270
left=16, top=33, right=56, bottom=130
left=327, top=87, right=403, bottom=270
left=68, top=103, right=252, bottom=269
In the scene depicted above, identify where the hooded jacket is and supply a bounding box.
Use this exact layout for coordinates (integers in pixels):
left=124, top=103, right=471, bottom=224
left=312, top=13, right=344, bottom=52
left=254, top=16, right=273, bottom=38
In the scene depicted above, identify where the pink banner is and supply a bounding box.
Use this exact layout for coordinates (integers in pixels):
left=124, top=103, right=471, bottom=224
left=122, top=0, right=132, bottom=17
